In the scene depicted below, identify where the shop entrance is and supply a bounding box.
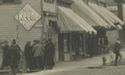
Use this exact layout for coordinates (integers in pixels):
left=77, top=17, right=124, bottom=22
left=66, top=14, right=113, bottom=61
left=58, top=33, right=87, bottom=61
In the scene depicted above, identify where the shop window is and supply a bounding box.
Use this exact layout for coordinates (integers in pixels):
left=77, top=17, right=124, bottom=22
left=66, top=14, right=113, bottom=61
left=57, top=0, right=73, bottom=7
left=0, top=0, right=21, bottom=4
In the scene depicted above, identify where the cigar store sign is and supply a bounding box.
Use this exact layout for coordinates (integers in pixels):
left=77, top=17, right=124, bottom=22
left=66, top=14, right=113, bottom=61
left=15, top=4, right=41, bottom=30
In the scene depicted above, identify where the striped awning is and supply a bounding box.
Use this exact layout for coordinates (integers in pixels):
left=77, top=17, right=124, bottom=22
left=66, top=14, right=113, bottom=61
left=57, top=6, right=97, bottom=34
left=89, top=3, right=124, bottom=29
left=72, top=0, right=111, bottom=28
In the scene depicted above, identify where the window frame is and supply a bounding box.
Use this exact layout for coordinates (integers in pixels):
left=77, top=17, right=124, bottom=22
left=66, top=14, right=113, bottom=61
left=0, top=0, right=21, bottom=4
left=44, top=0, right=55, bottom=3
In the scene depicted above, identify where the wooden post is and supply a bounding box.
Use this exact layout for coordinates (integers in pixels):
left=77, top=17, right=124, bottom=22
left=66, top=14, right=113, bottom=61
left=69, top=33, right=72, bottom=60
left=117, top=0, right=123, bottom=21
left=54, top=33, right=59, bottom=62
left=83, top=33, right=86, bottom=56
left=116, top=0, right=124, bottom=44
left=40, top=0, right=46, bottom=41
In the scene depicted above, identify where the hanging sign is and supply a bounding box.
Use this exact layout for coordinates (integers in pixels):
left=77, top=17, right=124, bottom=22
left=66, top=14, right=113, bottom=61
left=15, top=4, right=41, bottom=31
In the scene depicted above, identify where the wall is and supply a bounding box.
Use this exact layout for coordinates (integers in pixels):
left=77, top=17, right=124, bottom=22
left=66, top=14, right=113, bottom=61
left=0, top=0, right=42, bottom=50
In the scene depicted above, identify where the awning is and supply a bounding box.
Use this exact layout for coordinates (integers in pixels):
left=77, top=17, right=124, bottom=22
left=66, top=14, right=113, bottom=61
left=107, top=5, right=125, bottom=26
left=71, top=0, right=111, bottom=28
left=57, top=6, right=97, bottom=34
left=89, top=3, right=124, bottom=28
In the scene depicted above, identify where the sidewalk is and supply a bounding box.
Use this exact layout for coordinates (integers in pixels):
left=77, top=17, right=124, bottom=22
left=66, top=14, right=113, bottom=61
left=23, top=48, right=125, bottom=75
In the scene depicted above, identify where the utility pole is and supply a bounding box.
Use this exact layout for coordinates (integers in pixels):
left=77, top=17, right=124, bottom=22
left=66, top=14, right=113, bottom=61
left=41, top=0, right=44, bottom=41
left=115, top=0, right=124, bottom=44
left=116, top=0, right=123, bottom=21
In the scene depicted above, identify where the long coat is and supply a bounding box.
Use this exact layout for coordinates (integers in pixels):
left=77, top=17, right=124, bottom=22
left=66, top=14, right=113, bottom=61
left=7, top=44, right=21, bottom=68
left=113, top=42, right=121, bottom=54
left=1, top=44, right=9, bottom=66
left=33, top=43, right=44, bottom=57
left=44, top=41, right=55, bottom=67
left=24, top=44, right=32, bottom=60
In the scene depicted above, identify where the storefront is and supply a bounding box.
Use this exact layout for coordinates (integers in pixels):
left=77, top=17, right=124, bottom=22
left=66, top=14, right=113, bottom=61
left=71, top=0, right=124, bottom=55
left=89, top=3, right=124, bottom=46
left=57, top=6, right=97, bottom=61
left=71, top=0, right=109, bottom=55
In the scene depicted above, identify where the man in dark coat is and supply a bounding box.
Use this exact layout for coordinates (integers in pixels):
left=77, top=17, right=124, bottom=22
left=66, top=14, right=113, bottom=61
left=113, top=40, right=122, bottom=66
left=8, top=40, right=21, bottom=75
left=1, top=41, right=9, bottom=69
left=44, top=39, right=55, bottom=69
left=24, top=41, right=32, bottom=71
left=32, top=40, right=44, bottom=70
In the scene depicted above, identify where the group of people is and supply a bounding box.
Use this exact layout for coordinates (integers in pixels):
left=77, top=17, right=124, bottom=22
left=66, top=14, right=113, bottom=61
left=0, top=38, right=55, bottom=75
left=0, top=38, right=123, bottom=75
left=1, top=39, right=21, bottom=75
left=24, top=39, right=55, bottom=71
left=102, top=39, right=122, bottom=66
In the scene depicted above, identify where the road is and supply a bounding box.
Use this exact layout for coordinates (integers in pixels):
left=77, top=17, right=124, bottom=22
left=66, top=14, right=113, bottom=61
left=23, top=49, right=125, bottom=75
left=1, top=49, right=125, bottom=75
left=49, top=66, right=125, bottom=75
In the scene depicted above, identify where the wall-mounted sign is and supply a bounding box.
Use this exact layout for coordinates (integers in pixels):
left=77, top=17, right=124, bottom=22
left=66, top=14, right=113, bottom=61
left=43, top=0, right=56, bottom=13
left=15, top=4, right=41, bottom=31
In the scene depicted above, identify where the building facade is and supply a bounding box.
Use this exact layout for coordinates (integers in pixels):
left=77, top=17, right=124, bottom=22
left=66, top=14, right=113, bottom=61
left=0, top=0, right=42, bottom=49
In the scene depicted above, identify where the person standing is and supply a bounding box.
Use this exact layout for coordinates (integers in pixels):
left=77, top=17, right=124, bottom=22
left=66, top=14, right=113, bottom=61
left=31, top=40, right=37, bottom=69
left=8, top=40, right=21, bottom=75
left=44, top=39, right=55, bottom=69
left=24, top=41, right=32, bottom=71
left=1, top=41, right=9, bottom=69
left=113, top=39, right=122, bottom=66
left=32, top=40, right=44, bottom=70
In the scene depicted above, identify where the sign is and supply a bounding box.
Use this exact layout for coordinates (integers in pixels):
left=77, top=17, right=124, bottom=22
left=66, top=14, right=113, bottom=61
left=15, top=4, right=41, bottom=31
left=43, top=0, right=56, bottom=13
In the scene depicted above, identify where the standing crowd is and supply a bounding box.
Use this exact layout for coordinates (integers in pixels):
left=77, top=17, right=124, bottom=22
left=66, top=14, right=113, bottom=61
left=0, top=38, right=55, bottom=75
left=0, top=38, right=123, bottom=75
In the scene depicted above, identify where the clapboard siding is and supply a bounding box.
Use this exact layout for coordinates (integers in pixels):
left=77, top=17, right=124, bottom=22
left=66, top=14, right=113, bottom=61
left=0, top=0, right=42, bottom=50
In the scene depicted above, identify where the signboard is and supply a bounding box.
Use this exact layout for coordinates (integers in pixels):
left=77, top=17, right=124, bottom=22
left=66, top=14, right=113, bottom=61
left=15, top=4, right=41, bottom=31
left=43, top=0, right=56, bottom=13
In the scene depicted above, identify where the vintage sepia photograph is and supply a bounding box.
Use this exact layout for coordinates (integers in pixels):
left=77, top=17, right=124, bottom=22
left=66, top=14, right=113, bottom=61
left=0, top=0, right=124, bottom=75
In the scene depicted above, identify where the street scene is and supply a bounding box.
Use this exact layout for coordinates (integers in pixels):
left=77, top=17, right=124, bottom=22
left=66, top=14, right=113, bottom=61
left=0, top=0, right=125, bottom=75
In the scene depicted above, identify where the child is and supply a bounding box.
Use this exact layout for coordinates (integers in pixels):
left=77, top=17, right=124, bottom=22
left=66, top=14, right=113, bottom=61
left=102, top=56, right=107, bottom=66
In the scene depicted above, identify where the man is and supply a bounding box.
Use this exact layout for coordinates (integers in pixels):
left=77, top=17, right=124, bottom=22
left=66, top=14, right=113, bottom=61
left=113, top=39, right=122, bottom=66
left=1, top=41, right=9, bottom=69
left=44, top=39, right=55, bottom=69
left=24, top=41, right=32, bottom=71
left=8, top=40, right=21, bottom=75
left=32, top=40, right=44, bottom=70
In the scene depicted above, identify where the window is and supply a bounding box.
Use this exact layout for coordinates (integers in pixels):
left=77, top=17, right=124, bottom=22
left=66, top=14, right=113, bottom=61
left=3, top=0, right=14, bottom=3
left=57, top=0, right=73, bottom=7
left=0, top=0, right=21, bottom=4
left=44, top=0, right=55, bottom=3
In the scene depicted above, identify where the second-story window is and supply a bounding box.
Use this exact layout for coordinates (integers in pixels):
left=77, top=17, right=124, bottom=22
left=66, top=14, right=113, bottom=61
left=3, top=0, right=14, bottom=3
left=0, top=0, right=21, bottom=4
left=44, top=0, right=55, bottom=3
